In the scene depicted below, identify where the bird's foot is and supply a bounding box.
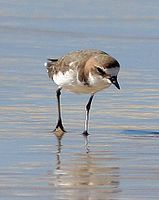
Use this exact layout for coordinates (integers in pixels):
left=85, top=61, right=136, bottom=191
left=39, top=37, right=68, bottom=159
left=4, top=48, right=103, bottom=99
left=54, top=125, right=66, bottom=133
left=53, top=119, right=66, bottom=138
left=54, top=119, right=66, bottom=132
left=53, top=126, right=66, bottom=139
left=82, top=130, right=89, bottom=136
left=82, top=131, right=90, bottom=153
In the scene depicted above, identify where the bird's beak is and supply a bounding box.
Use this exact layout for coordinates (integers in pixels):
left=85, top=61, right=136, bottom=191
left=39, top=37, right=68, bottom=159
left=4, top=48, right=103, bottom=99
left=109, top=76, right=120, bottom=90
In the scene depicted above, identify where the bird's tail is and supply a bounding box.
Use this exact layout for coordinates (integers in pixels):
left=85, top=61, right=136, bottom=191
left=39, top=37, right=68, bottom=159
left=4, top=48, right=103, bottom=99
left=44, top=58, right=58, bottom=79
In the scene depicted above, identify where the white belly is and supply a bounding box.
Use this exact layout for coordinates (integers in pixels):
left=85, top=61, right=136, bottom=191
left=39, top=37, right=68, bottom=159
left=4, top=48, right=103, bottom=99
left=53, top=69, right=111, bottom=94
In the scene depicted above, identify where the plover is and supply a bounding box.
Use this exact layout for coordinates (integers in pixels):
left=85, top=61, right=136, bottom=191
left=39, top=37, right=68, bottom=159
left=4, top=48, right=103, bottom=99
left=45, top=49, right=120, bottom=135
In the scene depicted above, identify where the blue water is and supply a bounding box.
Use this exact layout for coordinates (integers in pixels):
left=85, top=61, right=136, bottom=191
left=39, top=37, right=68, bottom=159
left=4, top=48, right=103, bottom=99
left=0, top=0, right=159, bottom=199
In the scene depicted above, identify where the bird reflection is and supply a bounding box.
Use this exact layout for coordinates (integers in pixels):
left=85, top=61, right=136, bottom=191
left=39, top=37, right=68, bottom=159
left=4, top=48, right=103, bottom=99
left=83, top=134, right=90, bottom=153
left=55, top=137, right=62, bottom=170
left=48, top=133, right=120, bottom=199
left=54, top=129, right=64, bottom=170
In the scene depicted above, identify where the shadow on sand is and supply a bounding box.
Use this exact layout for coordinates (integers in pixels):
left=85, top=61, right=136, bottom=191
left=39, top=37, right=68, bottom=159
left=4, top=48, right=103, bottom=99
left=121, top=129, right=159, bottom=137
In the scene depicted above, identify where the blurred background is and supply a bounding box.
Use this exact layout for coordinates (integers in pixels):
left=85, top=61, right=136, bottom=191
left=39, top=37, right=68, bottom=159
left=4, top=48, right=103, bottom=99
left=0, top=1, right=159, bottom=199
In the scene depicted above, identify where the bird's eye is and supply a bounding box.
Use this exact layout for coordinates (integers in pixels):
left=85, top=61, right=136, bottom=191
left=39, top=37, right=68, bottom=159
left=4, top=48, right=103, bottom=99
left=96, top=67, right=106, bottom=75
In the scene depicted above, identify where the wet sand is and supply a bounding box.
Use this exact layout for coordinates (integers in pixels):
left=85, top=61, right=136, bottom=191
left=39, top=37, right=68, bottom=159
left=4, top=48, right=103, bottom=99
left=0, top=0, right=159, bottom=199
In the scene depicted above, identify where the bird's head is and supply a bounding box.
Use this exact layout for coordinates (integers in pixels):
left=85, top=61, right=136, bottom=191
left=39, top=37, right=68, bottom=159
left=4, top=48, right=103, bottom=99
left=93, top=55, right=120, bottom=89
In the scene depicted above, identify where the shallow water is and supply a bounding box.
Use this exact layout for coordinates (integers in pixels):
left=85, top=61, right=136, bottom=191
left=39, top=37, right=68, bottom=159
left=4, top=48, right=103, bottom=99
left=0, top=0, right=159, bottom=199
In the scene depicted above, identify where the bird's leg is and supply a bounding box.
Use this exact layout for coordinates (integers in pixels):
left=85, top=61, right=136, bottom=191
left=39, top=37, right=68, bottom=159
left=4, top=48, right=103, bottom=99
left=54, top=88, right=66, bottom=132
left=82, top=94, right=94, bottom=136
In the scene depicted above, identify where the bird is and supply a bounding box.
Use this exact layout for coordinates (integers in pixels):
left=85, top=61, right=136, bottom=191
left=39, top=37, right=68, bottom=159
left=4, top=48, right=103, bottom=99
left=45, top=49, right=120, bottom=136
